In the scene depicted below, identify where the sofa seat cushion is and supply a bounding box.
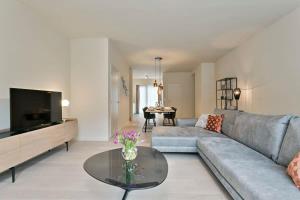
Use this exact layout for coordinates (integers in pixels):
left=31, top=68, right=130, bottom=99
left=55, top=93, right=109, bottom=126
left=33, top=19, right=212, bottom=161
left=277, top=117, right=300, bottom=166
left=197, top=137, right=300, bottom=200
left=232, top=112, right=291, bottom=161
left=152, top=126, right=227, bottom=147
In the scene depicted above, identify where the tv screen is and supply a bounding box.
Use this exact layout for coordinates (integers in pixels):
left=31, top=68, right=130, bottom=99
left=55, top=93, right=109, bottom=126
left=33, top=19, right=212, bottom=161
left=10, top=88, right=62, bottom=133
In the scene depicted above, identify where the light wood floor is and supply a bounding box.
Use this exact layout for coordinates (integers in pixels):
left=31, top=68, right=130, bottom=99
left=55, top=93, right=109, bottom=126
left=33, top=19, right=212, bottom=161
left=0, top=116, right=231, bottom=200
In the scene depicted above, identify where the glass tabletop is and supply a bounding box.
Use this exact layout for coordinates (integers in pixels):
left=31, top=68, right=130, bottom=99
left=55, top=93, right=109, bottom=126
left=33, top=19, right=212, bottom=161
left=83, top=146, right=168, bottom=191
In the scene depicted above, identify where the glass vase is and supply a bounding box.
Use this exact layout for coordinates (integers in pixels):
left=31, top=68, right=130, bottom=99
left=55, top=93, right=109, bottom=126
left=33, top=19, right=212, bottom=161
left=122, top=146, right=138, bottom=161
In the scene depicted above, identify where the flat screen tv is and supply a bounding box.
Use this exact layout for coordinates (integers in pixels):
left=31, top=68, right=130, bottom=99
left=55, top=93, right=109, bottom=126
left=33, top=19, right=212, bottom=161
left=10, top=88, right=63, bottom=133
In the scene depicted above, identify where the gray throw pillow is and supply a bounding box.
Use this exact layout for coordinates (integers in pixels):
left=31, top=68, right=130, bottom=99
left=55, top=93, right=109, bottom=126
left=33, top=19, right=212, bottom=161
left=214, top=108, right=240, bottom=137
left=277, top=117, right=300, bottom=166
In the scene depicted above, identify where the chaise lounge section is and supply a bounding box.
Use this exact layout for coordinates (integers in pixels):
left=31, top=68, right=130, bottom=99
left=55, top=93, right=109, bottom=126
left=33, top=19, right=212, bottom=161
left=151, top=109, right=300, bottom=200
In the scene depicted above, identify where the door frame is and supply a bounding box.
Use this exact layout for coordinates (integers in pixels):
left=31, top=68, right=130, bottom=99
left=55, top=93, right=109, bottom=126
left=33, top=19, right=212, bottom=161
left=109, top=65, right=120, bottom=138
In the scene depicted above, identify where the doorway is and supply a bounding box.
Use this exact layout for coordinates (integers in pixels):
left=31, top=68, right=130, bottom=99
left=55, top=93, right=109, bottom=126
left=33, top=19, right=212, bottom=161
left=136, top=84, right=158, bottom=114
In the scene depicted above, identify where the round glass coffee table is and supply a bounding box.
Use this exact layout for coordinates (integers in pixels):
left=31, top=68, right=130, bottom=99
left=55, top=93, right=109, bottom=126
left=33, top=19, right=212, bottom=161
left=83, top=146, right=168, bottom=200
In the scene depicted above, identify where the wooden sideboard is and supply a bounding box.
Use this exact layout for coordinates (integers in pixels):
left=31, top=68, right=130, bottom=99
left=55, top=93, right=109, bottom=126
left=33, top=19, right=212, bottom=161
left=0, top=119, right=78, bottom=182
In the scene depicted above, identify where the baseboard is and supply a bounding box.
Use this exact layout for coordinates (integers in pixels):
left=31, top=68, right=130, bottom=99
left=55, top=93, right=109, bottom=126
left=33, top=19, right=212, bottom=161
left=76, top=135, right=109, bottom=141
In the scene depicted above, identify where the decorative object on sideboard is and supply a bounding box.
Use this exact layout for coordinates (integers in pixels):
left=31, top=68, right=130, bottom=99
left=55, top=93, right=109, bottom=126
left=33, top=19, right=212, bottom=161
left=62, top=99, right=70, bottom=122
left=121, top=76, right=128, bottom=96
left=61, top=99, right=70, bottom=107
left=216, top=77, right=238, bottom=110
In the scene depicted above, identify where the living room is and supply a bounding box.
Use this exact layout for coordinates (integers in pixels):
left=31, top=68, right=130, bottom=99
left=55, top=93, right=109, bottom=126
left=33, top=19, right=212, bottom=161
left=1, top=0, right=300, bottom=200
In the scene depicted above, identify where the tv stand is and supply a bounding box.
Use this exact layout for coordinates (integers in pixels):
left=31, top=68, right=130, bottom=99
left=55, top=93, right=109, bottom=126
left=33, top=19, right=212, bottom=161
left=0, top=119, right=78, bottom=182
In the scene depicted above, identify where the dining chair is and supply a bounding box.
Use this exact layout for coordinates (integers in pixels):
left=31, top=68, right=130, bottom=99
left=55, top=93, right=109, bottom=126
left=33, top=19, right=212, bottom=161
left=142, top=107, right=156, bottom=132
left=163, top=107, right=177, bottom=126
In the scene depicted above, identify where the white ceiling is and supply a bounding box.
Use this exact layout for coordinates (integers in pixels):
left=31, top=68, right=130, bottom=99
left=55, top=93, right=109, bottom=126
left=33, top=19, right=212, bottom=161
left=21, top=0, right=300, bottom=77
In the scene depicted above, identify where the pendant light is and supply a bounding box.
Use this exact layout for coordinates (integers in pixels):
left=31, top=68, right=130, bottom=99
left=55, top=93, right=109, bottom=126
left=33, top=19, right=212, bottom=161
left=156, top=57, right=163, bottom=90
left=153, top=58, right=158, bottom=87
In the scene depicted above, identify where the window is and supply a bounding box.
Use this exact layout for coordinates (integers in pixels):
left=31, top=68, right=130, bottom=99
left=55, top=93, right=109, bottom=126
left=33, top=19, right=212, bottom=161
left=138, top=85, right=158, bottom=113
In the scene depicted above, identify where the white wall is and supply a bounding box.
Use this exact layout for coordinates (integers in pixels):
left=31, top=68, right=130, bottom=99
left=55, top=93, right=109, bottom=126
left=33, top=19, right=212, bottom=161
left=163, top=72, right=195, bottom=118
left=70, top=38, right=131, bottom=141
left=70, top=38, right=109, bottom=141
left=0, top=0, right=70, bottom=130
left=216, top=8, right=300, bottom=115
left=195, top=63, right=215, bottom=117
left=129, top=68, right=133, bottom=121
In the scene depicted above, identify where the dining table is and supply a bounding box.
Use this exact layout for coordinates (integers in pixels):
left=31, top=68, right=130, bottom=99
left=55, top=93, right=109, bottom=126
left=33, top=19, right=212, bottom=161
left=145, top=107, right=176, bottom=128
left=145, top=107, right=175, bottom=114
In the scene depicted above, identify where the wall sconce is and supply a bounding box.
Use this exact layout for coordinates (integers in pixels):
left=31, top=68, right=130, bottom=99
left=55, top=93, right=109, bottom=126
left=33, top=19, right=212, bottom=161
left=233, top=88, right=241, bottom=110
left=233, top=88, right=241, bottom=100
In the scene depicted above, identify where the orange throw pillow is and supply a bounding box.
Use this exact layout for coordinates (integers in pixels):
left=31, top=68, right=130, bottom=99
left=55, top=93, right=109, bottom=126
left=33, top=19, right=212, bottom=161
left=205, top=114, right=224, bottom=133
left=287, top=152, right=300, bottom=189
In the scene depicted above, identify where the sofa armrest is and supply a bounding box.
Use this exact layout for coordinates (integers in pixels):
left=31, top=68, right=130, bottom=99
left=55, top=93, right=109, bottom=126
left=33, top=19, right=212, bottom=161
left=176, top=118, right=197, bottom=127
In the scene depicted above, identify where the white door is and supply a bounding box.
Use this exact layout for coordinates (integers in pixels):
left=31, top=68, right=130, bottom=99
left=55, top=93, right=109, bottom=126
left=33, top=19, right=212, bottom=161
left=164, top=84, right=183, bottom=117
left=111, top=66, right=120, bottom=137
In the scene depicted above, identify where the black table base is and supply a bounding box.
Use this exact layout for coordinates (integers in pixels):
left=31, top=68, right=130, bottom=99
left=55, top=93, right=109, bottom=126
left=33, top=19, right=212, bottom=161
left=122, top=190, right=129, bottom=200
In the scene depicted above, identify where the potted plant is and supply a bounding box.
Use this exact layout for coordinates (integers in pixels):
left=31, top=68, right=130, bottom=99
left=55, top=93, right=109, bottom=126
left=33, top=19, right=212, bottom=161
left=114, top=129, right=142, bottom=161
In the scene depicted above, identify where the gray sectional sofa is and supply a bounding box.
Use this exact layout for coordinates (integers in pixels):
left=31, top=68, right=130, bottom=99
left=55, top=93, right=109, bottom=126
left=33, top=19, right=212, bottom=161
left=151, top=109, right=300, bottom=200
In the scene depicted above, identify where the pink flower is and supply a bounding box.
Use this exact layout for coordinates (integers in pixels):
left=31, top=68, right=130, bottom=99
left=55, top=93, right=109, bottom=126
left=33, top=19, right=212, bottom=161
left=122, top=130, right=127, bottom=137
left=114, top=129, right=119, bottom=136
left=113, top=129, right=140, bottom=146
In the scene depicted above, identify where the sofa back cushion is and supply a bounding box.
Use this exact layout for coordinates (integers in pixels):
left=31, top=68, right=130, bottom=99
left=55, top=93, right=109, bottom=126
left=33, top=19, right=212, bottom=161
left=232, top=112, right=291, bottom=161
left=277, top=117, right=300, bottom=166
left=214, top=108, right=240, bottom=137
